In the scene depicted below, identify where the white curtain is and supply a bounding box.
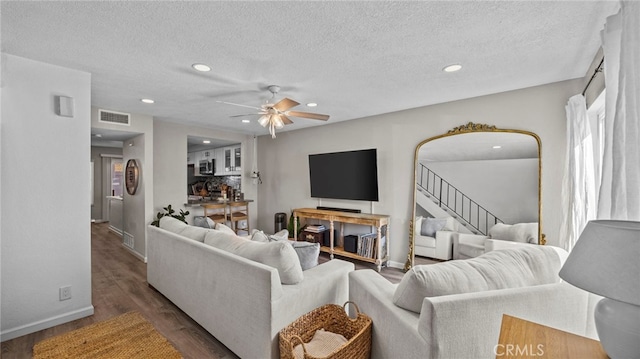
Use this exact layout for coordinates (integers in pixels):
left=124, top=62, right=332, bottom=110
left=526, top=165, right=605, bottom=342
left=598, top=1, right=640, bottom=220
left=560, top=95, right=597, bottom=251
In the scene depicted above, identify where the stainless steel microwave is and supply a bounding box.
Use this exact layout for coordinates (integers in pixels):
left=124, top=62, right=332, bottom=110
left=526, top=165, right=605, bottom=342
left=199, top=159, right=214, bottom=175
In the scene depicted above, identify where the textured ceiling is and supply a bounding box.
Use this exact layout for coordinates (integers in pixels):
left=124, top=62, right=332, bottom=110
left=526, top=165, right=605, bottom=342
left=1, top=1, right=620, bottom=138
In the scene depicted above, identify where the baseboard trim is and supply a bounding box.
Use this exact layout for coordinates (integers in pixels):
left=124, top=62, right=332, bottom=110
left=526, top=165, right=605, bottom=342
left=0, top=305, right=94, bottom=342
left=122, top=243, right=147, bottom=263
left=387, top=260, right=404, bottom=269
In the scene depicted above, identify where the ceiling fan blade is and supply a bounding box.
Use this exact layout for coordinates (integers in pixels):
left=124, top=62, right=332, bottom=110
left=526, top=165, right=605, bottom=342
left=216, top=100, right=261, bottom=110
left=273, top=97, right=300, bottom=112
left=230, top=113, right=262, bottom=118
left=279, top=114, right=294, bottom=125
left=286, top=111, right=330, bottom=121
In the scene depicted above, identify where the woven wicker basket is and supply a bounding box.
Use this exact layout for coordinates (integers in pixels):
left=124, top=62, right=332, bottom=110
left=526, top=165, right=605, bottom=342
left=279, top=301, right=372, bottom=359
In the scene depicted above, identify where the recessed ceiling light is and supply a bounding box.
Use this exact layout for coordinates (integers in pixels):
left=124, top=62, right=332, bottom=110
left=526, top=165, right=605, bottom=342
left=242, top=119, right=251, bottom=123
left=94, top=134, right=102, bottom=138
left=192, top=63, right=211, bottom=72
left=493, top=145, right=502, bottom=149
left=141, top=98, right=154, bottom=104
left=443, top=64, right=462, bottom=73
left=203, top=140, right=211, bottom=144
left=306, top=103, right=318, bottom=107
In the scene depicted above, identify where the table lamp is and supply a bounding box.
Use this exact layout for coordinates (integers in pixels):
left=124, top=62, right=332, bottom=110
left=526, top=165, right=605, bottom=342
left=559, top=220, right=640, bottom=359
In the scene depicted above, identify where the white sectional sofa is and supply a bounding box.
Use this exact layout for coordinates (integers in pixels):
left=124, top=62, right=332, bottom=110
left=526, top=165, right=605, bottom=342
left=147, top=217, right=354, bottom=359
left=349, top=245, right=598, bottom=359
left=453, top=222, right=539, bottom=259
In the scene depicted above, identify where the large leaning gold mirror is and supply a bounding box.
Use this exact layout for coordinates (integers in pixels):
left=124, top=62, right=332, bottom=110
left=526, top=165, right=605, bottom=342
left=405, top=123, right=543, bottom=270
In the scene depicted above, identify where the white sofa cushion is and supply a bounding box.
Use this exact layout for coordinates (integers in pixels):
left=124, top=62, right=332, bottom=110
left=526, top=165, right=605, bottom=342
left=215, top=222, right=236, bottom=234
left=159, top=215, right=188, bottom=233
left=414, top=235, right=436, bottom=248
left=393, top=245, right=564, bottom=313
left=204, top=230, right=304, bottom=284
left=159, top=216, right=210, bottom=242
left=488, top=222, right=538, bottom=243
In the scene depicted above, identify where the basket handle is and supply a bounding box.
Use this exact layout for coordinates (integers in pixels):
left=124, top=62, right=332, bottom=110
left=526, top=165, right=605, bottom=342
left=343, top=301, right=362, bottom=321
left=290, top=334, right=309, bottom=356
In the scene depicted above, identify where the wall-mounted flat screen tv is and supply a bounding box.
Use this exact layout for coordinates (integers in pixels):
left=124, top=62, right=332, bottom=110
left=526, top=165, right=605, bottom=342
left=308, top=148, right=379, bottom=201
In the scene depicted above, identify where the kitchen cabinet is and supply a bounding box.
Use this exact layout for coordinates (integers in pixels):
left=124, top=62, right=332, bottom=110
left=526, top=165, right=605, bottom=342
left=187, top=152, right=195, bottom=166
left=214, top=144, right=241, bottom=175
left=214, top=148, right=226, bottom=176
left=224, top=145, right=242, bottom=175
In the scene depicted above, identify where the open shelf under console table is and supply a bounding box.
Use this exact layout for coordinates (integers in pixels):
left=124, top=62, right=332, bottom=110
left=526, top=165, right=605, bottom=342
left=293, top=208, right=390, bottom=271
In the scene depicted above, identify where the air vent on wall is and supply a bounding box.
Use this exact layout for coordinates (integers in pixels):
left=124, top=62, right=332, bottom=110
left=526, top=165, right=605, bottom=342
left=99, top=109, right=130, bottom=126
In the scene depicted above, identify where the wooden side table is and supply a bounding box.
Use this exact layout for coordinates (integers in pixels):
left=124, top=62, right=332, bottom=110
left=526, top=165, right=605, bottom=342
left=496, top=314, right=607, bottom=358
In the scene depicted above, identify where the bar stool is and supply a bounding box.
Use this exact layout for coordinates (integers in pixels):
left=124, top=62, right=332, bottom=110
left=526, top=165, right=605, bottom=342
left=203, top=203, right=228, bottom=227
left=227, top=201, right=250, bottom=235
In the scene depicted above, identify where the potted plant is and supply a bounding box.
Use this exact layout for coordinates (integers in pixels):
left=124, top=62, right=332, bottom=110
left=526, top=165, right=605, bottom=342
left=151, top=204, right=190, bottom=227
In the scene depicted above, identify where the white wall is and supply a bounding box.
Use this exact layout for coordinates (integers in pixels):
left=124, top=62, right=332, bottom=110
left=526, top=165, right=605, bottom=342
left=1, top=54, right=93, bottom=340
left=153, top=120, right=256, bottom=230
left=123, top=134, right=150, bottom=259
left=426, top=158, right=539, bottom=224
left=257, top=79, right=578, bottom=267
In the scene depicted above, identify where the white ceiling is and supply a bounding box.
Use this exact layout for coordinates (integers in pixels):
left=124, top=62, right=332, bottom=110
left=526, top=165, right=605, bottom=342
left=2, top=1, right=619, bottom=139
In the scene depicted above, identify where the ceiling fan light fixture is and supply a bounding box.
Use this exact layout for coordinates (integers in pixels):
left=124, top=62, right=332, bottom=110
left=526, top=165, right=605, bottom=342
left=274, top=116, right=284, bottom=128
left=258, top=115, right=270, bottom=127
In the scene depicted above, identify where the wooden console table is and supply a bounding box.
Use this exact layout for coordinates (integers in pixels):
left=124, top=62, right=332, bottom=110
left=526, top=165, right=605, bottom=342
left=292, top=208, right=390, bottom=271
left=497, top=314, right=607, bottom=358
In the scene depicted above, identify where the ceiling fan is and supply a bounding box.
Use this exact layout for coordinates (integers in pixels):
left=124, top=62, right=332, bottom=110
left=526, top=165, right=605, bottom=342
left=217, top=85, right=330, bottom=138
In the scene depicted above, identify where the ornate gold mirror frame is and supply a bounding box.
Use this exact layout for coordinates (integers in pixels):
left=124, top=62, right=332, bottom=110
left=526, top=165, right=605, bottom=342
left=405, top=123, right=544, bottom=271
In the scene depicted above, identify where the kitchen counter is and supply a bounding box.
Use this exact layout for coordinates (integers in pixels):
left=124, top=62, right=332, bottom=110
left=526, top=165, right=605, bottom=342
left=185, top=197, right=254, bottom=207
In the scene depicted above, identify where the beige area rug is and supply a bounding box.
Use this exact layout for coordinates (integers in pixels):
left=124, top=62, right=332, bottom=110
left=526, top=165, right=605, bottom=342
left=33, top=311, right=182, bottom=359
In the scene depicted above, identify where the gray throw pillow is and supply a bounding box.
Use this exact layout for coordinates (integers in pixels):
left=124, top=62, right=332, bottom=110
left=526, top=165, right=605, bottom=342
left=421, top=217, right=447, bottom=237
left=289, top=241, right=320, bottom=270
left=193, top=216, right=211, bottom=228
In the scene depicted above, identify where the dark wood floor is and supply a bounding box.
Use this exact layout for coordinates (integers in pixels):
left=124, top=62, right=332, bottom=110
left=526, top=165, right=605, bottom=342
left=1, top=222, right=434, bottom=358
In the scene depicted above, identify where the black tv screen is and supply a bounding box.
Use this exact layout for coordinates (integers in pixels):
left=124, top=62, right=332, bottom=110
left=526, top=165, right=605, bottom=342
left=309, top=149, right=379, bottom=201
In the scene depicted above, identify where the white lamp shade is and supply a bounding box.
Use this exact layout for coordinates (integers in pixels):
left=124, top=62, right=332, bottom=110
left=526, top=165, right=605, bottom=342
left=559, top=220, right=640, bottom=306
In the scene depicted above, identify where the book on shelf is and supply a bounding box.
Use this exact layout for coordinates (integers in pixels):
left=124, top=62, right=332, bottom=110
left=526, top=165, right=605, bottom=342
left=357, top=233, right=377, bottom=259
left=305, top=224, right=326, bottom=233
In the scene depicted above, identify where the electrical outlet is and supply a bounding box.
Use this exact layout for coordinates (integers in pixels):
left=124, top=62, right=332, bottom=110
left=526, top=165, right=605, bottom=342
left=59, top=286, right=72, bottom=301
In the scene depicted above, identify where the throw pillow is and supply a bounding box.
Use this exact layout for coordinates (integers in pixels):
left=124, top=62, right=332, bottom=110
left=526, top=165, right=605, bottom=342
left=204, top=230, right=304, bottom=284
left=204, top=230, right=248, bottom=251
left=250, top=229, right=270, bottom=243
left=392, top=245, right=562, bottom=313
left=159, top=216, right=187, bottom=233
left=193, top=216, right=211, bottom=229
left=215, top=222, right=236, bottom=235
left=489, top=223, right=539, bottom=243
left=269, top=229, right=290, bottom=242
left=289, top=241, right=320, bottom=270
left=178, top=225, right=210, bottom=243
left=420, top=217, right=447, bottom=237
